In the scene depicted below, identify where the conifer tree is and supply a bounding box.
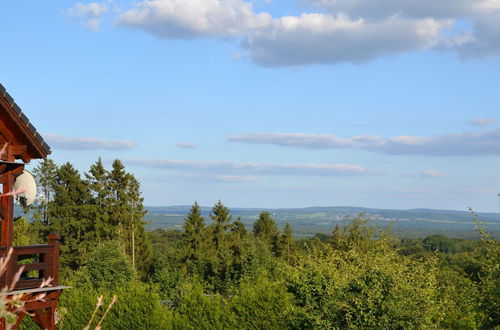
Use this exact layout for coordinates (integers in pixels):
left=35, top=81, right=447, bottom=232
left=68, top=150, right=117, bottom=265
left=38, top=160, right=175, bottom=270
left=49, top=162, right=95, bottom=270
left=253, top=212, right=279, bottom=251
left=210, top=200, right=232, bottom=249
left=206, top=201, right=234, bottom=291
left=331, top=224, right=342, bottom=248
left=108, top=159, right=130, bottom=241
left=277, top=223, right=293, bottom=260
left=231, top=217, right=247, bottom=238
left=108, top=159, right=150, bottom=278
left=85, top=158, right=112, bottom=240
left=183, top=202, right=205, bottom=250
left=109, top=161, right=133, bottom=247
left=182, top=202, right=206, bottom=271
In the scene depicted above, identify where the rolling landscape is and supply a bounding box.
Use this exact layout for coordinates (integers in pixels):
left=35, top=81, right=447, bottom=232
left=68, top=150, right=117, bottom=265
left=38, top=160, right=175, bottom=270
left=145, top=205, right=500, bottom=238
left=4, top=0, right=500, bottom=328
left=17, top=203, right=500, bottom=238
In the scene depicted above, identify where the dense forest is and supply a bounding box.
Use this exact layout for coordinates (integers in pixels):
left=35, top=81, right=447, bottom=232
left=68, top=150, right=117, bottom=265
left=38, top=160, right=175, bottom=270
left=15, top=159, right=500, bottom=329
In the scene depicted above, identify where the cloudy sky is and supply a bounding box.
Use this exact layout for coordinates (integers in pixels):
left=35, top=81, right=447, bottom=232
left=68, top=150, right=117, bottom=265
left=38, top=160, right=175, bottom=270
left=2, top=0, right=500, bottom=211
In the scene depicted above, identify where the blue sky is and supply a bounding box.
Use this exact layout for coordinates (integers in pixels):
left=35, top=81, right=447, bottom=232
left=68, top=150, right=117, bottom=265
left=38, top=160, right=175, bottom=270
left=2, top=0, right=500, bottom=211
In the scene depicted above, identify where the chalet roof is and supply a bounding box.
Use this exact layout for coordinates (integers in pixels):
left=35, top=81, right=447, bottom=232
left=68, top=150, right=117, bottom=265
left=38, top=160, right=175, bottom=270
left=0, top=83, right=51, bottom=160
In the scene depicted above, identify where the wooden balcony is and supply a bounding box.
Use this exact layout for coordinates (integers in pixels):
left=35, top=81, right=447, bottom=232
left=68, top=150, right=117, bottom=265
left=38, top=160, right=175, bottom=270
left=0, top=234, right=60, bottom=290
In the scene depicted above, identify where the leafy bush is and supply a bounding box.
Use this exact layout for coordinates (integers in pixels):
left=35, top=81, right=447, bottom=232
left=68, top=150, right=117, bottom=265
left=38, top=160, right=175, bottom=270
left=281, top=242, right=445, bottom=328
left=58, top=282, right=168, bottom=329
left=76, top=241, right=136, bottom=291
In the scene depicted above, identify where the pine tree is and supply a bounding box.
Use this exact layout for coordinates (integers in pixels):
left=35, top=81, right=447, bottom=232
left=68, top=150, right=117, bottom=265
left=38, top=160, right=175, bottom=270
left=206, top=201, right=234, bottom=292
left=108, top=159, right=130, bottom=241
left=183, top=202, right=205, bottom=250
left=49, top=162, right=95, bottom=270
left=107, top=160, right=150, bottom=278
left=182, top=202, right=206, bottom=270
left=253, top=212, right=279, bottom=251
left=210, top=200, right=232, bottom=249
left=277, top=223, right=293, bottom=260
left=231, top=217, right=247, bottom=238
left=85, top=158, right=113, bottom=240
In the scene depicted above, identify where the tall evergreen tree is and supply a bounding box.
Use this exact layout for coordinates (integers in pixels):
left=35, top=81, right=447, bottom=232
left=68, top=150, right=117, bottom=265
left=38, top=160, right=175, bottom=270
left=253, top=212, right=279, bottom=251
left=210, top=200, right=232, bottom=249
left=49, top=162, right=95, bottom=270
left=231, top=217, right=247, bottom=238
left=182, top=202, right=207, bottom=272
left=108, top=159, right=130, bottom=242
left=107, top=160, right=150, bottom=278
left=85, top=158, right=113, bottom=240
left=277, top=223, right=293, bottom=260
left=205, top=201, right=234, bottom=291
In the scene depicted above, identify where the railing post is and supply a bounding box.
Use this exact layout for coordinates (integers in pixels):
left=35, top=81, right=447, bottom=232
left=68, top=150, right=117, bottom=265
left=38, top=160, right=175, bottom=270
left=47, top=234, right=60, bottom=286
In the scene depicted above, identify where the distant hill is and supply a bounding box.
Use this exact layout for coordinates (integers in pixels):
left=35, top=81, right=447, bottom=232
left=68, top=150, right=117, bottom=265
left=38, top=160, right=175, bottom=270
left=15, top=204, right=500, bottom=238
left=144, top=205, right=500, bottom=239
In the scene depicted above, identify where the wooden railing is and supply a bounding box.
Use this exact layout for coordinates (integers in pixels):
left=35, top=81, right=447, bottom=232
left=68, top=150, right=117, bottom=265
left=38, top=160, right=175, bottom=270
left=0, top=234, right=60, bottom=291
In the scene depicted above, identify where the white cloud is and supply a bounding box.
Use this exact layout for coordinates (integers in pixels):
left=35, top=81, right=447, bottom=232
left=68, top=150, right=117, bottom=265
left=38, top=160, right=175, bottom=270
left=229, top=132, right=354, bottom=148
left=114, top=0, right=451, bottom=66
left=304, top=0, right=500, bottom=60
left=116, top=0, right=271, bottom=39
left=448, top=13, right=500, bottom=58
left=44, top=134, right=136, bottom=150
left=69, top=0, right=500, bottom=65
left=242, top=14, right=448, bottom=66
left=468, top=117, right=497, bottom=126
left=67, top=2, right=109, bottom=31
left=303, top=0, right=500, bottom=19
left=125, top=159, right=383, bottom=176
left=214, top=175, right=260, bottom=182
left=176, top=142, right=197, bottom=148
left=163, top=173, right=260, bottom=183
left=420, top=170, right=445, bottom=178
left=228, top=128, right=500, bottom=156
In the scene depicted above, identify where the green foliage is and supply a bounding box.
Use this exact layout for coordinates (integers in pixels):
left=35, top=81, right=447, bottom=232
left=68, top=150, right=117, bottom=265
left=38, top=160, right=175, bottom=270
left=437, top=266, right=484, bottom=328
left=209, top=200, right=232, bottom=249
left=168, top=282, right=232, bottom=329
left=17, top=162, right=500, bottom=329
left=230, top=276, right=296, bottom=329
left=168, top=277, right=296, bottom=329
left=31, top=158, right=57, bottom=226
left=149, top=228, right=183, bottom=274
left=475, top=230, right=500, bottom=327
left=13, top=217, right=36, bottom=246
left=276, top=222, right=293, bottom=259
left=182, top=202, right=206, bottom=268
left=281, top=243, right=444, bottom=328
left=423, top=234, right=460, bottom=253
left=253, top=212, right=278, bottom=242
left=76, top=241, right=136, bottom=291
left=231, top=217, right=247, bottom=238
left=58, top=282, right=168, bottom=330
left=253, top=212, right=279, bottom=255
left=27, top=158, right=151, bottom=279
left=49, top=162, right=96, bottom=270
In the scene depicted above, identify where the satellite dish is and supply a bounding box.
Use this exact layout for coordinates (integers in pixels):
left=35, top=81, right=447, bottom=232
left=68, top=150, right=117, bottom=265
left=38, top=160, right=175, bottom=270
left=14, top=170, right=37, bottom=207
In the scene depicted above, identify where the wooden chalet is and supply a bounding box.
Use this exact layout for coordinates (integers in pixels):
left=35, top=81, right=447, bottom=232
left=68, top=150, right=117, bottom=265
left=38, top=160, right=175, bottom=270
left=0, top=83, right=66, bottom=329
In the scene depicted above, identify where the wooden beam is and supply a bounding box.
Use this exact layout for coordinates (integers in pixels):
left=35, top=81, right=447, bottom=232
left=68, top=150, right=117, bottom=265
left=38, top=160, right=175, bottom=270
left=0, top=94, right=49, bottom=160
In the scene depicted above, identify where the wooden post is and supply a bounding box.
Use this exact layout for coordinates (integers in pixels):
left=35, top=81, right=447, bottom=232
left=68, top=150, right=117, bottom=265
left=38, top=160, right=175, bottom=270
left=47, top=234, right=60, bottom=286
left=1, top=170, right=14, bottom=248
